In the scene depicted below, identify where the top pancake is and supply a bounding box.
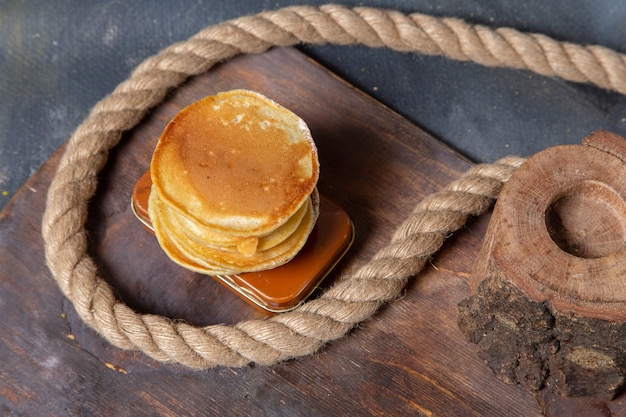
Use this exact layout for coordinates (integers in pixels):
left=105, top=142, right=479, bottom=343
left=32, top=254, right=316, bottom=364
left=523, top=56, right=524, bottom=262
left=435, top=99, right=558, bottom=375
left=151, top=90, right=319, bottom=236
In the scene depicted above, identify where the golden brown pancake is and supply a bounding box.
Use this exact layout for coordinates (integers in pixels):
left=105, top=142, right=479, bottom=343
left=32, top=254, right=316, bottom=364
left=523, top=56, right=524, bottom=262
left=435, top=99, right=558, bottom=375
left=151, top=89, right=319, bottom=236
left=164, top=192, right=310, bottom=252
left=148, top=90, right=320, bottom=275
left=149, top=188, right=319, bottom=274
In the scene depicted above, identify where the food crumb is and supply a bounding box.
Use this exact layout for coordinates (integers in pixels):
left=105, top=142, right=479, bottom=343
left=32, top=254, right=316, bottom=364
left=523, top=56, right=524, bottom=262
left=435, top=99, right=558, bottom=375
left=104, top=361, right=128, bottom=374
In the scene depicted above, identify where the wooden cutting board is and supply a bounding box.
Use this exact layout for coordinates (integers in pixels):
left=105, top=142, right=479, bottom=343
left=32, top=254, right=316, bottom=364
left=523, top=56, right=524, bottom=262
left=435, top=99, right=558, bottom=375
left=1, top=47, right=620, bottom=416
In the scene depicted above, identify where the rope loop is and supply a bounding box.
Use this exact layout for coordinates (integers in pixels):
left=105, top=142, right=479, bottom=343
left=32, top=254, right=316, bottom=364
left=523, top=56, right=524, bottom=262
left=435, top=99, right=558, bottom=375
left=42, top=4, right=626, bottom=368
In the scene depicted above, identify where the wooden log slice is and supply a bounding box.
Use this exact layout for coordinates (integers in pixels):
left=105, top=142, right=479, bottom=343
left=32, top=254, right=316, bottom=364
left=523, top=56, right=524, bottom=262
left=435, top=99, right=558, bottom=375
left=458, top=130, right=626, bottom=399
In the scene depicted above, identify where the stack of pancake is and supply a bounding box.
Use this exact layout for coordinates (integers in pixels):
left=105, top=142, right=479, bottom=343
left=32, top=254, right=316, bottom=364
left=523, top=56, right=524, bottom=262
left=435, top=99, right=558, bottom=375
left=148, top=90, right=320, bottom=275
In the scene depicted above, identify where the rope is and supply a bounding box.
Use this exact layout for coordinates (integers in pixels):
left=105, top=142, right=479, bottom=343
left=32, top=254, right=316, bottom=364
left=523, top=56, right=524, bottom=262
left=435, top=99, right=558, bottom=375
left=41, top=4, right=626, bottom=368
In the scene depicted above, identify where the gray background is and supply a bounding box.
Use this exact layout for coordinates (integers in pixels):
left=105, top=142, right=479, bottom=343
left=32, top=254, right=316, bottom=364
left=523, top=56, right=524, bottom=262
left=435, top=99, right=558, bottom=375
left=2, top=0, right=626, bottom=211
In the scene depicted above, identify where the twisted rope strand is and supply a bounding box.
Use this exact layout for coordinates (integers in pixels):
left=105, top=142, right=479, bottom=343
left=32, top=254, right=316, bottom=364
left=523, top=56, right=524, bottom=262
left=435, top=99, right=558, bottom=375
left=41, top=4, right=624, bottom=368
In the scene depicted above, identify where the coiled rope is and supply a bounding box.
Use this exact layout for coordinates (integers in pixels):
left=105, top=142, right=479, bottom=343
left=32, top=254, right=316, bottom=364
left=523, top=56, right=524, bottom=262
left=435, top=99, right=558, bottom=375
left=42, top=4, right=626, bottom=368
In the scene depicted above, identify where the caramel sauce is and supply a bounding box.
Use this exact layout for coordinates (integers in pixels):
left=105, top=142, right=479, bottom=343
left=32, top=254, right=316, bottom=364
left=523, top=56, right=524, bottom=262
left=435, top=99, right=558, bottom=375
left=132, top=169, right=353, bottom=314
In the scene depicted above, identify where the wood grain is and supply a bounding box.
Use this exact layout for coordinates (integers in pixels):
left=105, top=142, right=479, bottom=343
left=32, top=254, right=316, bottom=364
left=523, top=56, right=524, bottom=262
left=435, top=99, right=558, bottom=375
left=2, top=47, right=622, bottom=416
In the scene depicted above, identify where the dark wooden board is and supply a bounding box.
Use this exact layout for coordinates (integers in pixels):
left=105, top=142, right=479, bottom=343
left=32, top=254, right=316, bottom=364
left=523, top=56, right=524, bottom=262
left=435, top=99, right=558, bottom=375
left=2, top=47, right=622, bottom=416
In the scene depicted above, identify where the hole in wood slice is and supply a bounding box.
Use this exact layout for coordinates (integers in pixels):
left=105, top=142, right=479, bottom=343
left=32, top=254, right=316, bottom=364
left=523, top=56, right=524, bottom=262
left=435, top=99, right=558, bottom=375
left=545, top=180, right=626, bottom=259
